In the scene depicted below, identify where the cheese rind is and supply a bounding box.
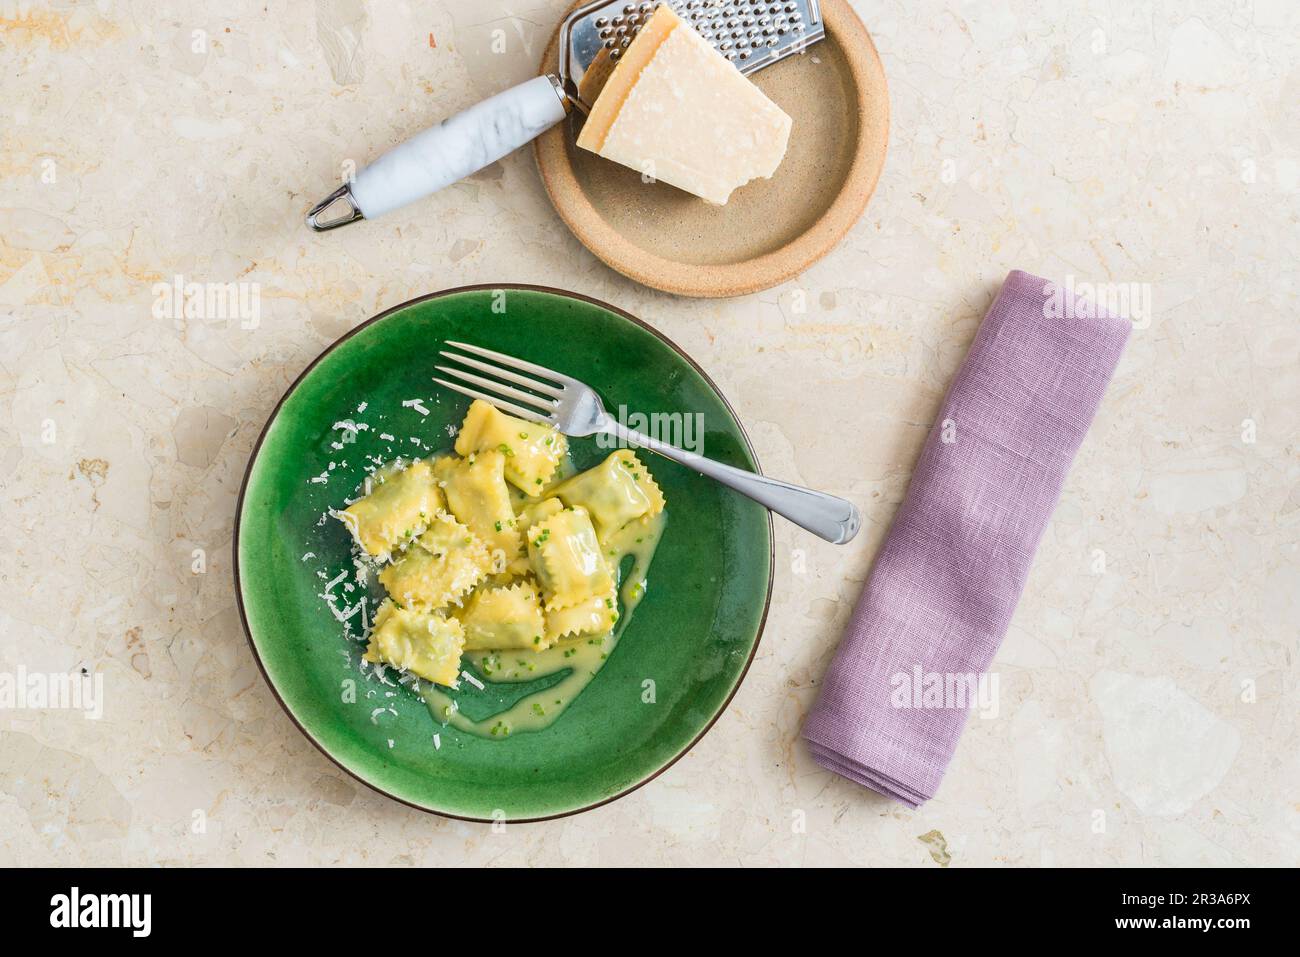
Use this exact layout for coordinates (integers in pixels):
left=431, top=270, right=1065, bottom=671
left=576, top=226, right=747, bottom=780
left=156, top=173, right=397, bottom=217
left=576, top=5, right=792, bottom=205
left=578, top=6, right=677, bottom=150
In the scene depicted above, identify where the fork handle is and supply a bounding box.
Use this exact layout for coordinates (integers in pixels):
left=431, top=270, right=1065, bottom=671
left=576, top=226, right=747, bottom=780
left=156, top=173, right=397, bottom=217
left=607, top=422, right=862, bottom=545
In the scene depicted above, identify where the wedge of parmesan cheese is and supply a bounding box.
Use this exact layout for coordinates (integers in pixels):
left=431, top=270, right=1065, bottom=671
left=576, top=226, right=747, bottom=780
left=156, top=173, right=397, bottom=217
left=575, top=3, right=792, bottom=205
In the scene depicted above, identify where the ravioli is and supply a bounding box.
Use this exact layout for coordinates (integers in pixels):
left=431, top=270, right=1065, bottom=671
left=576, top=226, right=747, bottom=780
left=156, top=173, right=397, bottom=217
left=434, top=450, right=521, bottom=566
left=363, top=599, right=465, bottom=687
left=377, top=512, right=490, bottom=611
left=552, top=450, right=665, bottom=542
left=527, top=507, right=615, bottom=610
left=330, top=400, right=671, bottom=721
left=457, top=579, right=549, bottom=651
left=340, top=459, right=442, bottom=558
left=455, top=399, right=567, bottom=493
left=545, top=587, right=619, bottom=644
left=516, top=496, right=564, bottom=537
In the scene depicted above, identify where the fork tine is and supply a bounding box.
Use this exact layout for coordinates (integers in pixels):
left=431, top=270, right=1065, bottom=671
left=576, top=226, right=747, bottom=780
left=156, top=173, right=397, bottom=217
left=439, top=350, right=564, bottom=398
left=444, top=340, right=573, bottom=390
left=431, top=378, right=555, bottom=426
left=434, top=365, right=556, bottom=413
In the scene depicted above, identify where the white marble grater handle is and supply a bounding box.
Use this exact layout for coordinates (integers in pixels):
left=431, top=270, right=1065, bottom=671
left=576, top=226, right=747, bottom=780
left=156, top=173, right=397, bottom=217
left=307, top=75, right=569, bottom=230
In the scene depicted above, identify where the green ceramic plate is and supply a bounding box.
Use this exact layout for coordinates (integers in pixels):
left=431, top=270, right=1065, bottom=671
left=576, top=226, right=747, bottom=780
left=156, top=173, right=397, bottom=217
left=234, top=285, right=773, bottom=821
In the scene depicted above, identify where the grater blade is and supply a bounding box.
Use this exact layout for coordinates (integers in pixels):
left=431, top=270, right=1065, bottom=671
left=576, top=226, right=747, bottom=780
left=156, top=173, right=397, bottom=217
left=560, top=0, right=824, bottom=112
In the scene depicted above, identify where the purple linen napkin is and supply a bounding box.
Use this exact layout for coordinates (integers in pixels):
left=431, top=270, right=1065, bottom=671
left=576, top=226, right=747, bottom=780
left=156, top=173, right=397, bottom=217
left=802, top=269, right=1131, bottom=808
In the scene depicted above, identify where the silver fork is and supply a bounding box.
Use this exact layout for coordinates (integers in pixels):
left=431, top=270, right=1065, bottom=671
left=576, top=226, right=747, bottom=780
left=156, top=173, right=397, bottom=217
left=433, top=341, right=861, bottom=545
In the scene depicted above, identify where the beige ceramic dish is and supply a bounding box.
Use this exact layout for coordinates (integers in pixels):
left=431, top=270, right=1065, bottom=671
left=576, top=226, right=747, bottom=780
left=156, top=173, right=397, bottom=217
left=534, top=0, right=889, bottom=298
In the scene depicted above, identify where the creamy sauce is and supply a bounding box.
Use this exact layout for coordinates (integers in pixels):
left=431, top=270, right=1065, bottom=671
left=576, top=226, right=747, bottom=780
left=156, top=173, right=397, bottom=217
left=421, top=511, right=665, bottom=738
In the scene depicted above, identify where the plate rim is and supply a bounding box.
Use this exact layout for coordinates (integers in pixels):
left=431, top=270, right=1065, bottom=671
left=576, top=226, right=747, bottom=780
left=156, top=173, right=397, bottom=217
left=533, top=0, right=891, bottom=298
left=232, top=283, right=776, bottom=823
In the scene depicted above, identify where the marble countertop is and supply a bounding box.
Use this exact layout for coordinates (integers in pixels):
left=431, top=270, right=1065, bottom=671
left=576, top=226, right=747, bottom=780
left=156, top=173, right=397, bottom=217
left=2, top=0, right=1296, bottom=866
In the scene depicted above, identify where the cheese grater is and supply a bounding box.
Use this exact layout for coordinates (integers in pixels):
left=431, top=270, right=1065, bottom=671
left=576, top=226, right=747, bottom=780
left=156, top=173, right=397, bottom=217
left=307, top=0, right=825, bottom=230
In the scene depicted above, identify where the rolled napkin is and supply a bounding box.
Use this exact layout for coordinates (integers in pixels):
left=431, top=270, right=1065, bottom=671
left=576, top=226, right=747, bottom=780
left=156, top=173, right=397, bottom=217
left=802, top=269, right=1131, bottom=807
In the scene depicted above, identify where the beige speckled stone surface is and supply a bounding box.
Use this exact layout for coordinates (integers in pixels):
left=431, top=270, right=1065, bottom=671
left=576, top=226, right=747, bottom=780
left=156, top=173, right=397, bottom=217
left=1, top=0, right=1297, bottom=866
